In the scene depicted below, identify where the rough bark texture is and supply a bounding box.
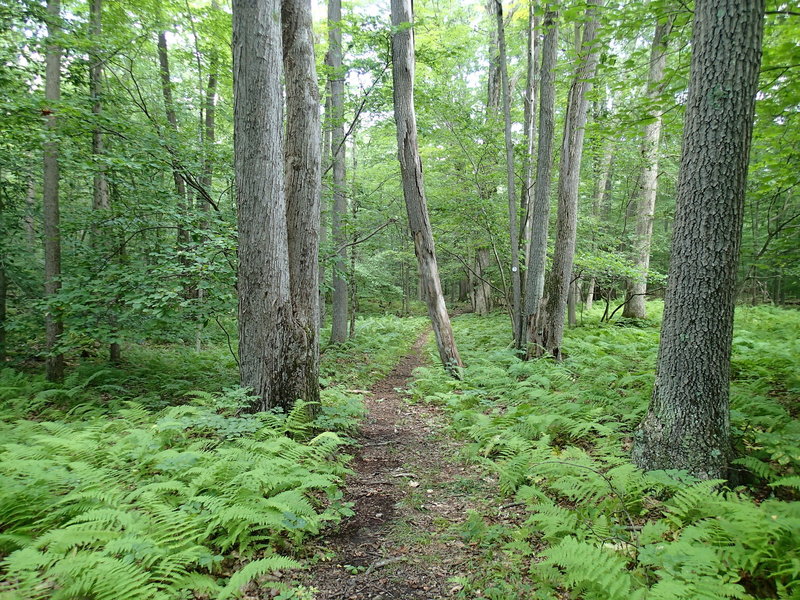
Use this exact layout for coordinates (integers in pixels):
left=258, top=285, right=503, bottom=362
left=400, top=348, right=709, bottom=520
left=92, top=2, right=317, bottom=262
left=495, top=0, right=521, bottom=345
left=391, top=0, right=463, bottom=378
left=521, top=4, right=540, bottom=265
left=623, top=16, right=674, bottom=319
left=44, top=0, right=64, bottom=382
left=536, top=1, right=602, bottom=360
left=523, top=7, right=557, bottom=356
left=328, top=0, right=348, bottom=344
left=234, top=0, right=302, bottom=412
left=632, top=0, right=764, bottom=480
left=283, top=0, right=321, bottom=415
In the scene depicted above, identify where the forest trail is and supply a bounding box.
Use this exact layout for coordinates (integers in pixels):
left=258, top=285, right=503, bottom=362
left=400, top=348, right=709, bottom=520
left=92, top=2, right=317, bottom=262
left=293, top=329, right=498, bottom=599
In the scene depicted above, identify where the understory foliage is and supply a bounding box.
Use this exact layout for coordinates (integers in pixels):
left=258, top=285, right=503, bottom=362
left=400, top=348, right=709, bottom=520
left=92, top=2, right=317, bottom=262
left=0, top=316, right=427, bottom=599
left=410, top=305, right=800, bottom=600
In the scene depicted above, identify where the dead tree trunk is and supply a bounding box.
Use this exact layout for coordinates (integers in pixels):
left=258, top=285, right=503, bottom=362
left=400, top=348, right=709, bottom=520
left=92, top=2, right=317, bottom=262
left=391, top=0, right=463, bottom=377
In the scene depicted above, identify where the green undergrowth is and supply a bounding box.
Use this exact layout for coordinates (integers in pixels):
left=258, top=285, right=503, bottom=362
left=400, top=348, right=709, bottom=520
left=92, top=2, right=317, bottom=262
left=0, top=315, right=426, bottom=599
left=409, top=304, right=800, bottom=600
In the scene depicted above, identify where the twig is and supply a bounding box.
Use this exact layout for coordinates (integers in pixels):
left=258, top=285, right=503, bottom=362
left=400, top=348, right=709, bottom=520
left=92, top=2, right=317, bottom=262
left=215, top=316, right=239, bottom=367
left=365, top=556, right=408, bottom=575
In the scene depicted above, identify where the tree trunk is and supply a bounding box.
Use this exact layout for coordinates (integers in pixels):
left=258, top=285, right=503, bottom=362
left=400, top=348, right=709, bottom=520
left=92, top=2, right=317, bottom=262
left=44, top=0, right=64, bottom=382
left=328, top=0, right=348, bottom=344
left=391, top=0, right=463, bottom=378
left=319, top=91, right=332, bottom=328
left=632, top=0, right=764, bottom=480
left=584, top=278, right=595, bottom=312
left=0, top=257, right=5, bottom=362
left=521, top=4, right=540, bottom=265
left=89, top=0, right=119, bottom=363
left=536, top=1, right=603, bottom=360
left=485, top=0, right=501, bottom=114
left=495, top=0, right=522, bottom=345
left=567, top=275, right=577, bottom=327
left=623, top=15, right=674, bottom=319
left=90, top=0, right=109, bottom=213
left=157, top=32, right=189, bottom=254
left=474, top=247, right=492, bottom=316
left=234, top=0, right=307, bottom=412
left=523, top=6, right=557, bottom=356
left=283, top=0, right=322, bottom=415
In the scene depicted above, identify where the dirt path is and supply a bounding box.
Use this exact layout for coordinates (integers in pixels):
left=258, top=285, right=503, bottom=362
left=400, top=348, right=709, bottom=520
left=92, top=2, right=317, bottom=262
left=294, top=329, right=494, bottom=599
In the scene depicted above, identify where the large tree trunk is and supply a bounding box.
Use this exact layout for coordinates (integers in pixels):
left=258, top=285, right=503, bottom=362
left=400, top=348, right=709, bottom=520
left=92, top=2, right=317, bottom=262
left=391, top=0, right=463, bottom=378
left=234, top=0, right=304, bottom=412
left=523, top=6, right=557, bottom=356
left=494, top=0, right=522, bottom=345
left=283, top=0, right=321, bottom=415
left=328, top=0, right=348, bottom=344
left=44, top=0, right=64, bottom=382
left=521, top=3, right=540, bottom=265
left=632, top=0, right=764, bottom=480
left=623, top=15, right=674, bottom=319
left=535, top=1, right=603, bottom=360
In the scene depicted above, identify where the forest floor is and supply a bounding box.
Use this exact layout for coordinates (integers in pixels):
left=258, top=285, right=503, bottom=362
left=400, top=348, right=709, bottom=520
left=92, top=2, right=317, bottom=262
left=290, top=329, right=512, bottom=599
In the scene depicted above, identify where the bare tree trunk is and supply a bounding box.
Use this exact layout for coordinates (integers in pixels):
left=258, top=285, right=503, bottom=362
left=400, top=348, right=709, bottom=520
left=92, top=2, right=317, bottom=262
left=494, top=0, right=522, bottom=345
left=194, top=42, right=218, bottom=354
left=348, top=123, right=359, bottom=338
left=234, top=0, right=308, bottom=412
left=623, top=15, right=674, bottom=319
left=521, top=3, right=540, bottom=265
left=319, top=91, right=332, bottom=328
left=391, top=0, right=463, bottom=377
left=328, top=0, right=348, bottom=344
left=157, top=31, right=191, bottom=258
left=0, top=257, right=5, bottom=362
left=537, top=0, right=603, bottom=360
left=568, top=275, right=577, bottom=327
left=44, top=0, right=64, bottom=382
left=283, top=0, right=322, bottom=415
left=586, top=144, right=614, bottom=312
left=633, top=0, right=764, bottom=480
left=523, top=6, right=557, bottom=356
left=89, top=0, right=120, bottom=363
left=24, top=177, right=36, bottom=247
left=474, top=247, right=492, bottom=316
left=485, top=0, right=501, bottom=113
left=90, top=0, right=109, bottom=213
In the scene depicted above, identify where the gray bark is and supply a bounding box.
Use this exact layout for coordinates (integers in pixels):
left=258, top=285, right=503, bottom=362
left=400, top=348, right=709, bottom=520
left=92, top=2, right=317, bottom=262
left=623, top=15, right=674, bottom=319
left=536, top=1, right=603, bottom=360
left=632, top=0, right=764, bottom=479
left=0, top=257, right=5, bottom=362
left=157, top=31, right=190, bottom=251
left=44, top=0, right=64, bottom=382
left=391, top=0, right=463, bottom=377
left=495, top=0, right=521, bottom=345
left=474, top=247, right=492, bottom=316
left=283, top=0, right=321, bottom=415
left=521, top=4, right=540, bottom=265
left=90, top=0, right=109, bottom=212
left=328, top=0, right=348, bottom=344
left=485, top=0, right=501, bottom=113
left=523, top=6, right=557, bottom=356
left=234, top=0, right=304, bottom=412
